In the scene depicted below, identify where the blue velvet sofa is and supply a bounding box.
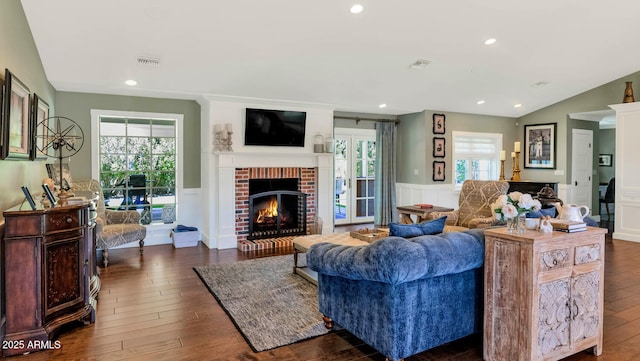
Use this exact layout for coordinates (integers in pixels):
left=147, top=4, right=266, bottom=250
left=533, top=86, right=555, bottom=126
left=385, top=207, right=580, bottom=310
left=306, top=229, right=485, bottom=361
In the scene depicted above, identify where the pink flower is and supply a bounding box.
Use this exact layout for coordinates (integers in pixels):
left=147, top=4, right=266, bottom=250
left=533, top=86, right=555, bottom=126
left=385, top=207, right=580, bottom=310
left=502, top=203, right=518, bottom=219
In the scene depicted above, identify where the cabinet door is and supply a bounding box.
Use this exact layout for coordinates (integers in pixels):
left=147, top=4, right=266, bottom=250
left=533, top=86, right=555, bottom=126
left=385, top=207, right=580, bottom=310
left=570, top=271, right=600, bottom=343
left=539, top=278, right=571, bottom=355
left=43, top=237, right=85, bottom=319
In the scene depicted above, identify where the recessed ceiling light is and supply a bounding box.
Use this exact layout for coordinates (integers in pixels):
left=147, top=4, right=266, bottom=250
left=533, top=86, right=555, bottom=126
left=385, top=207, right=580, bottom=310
left=350, top=4, right=364, bottom=14
left=125, top=79, right=137, bottom=86
left=514, top=104, right=522, bottom=108
left=378, top=103, right=387, bottom=108
left=477, top=100, right=485, bottom=105
left=484, top=38, right=496, bottom=45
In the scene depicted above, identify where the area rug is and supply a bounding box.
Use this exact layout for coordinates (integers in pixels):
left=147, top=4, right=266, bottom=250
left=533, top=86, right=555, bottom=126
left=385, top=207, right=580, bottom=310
left=193, top=255, right=329, bottom=352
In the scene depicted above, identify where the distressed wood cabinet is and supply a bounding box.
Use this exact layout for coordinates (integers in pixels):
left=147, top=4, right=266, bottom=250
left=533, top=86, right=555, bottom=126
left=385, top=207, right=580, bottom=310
left=483, top=227, right=606, bottom=361
left=2, top=203, right=99, bottom=356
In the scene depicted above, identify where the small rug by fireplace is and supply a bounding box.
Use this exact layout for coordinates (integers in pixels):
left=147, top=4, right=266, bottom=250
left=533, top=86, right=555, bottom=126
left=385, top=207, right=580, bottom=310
left=193, top=255, right=329, bottom=352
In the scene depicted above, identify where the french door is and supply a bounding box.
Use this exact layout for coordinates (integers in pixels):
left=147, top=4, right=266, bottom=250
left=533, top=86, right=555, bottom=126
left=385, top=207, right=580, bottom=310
left=334, top=128, right=376, bottom=225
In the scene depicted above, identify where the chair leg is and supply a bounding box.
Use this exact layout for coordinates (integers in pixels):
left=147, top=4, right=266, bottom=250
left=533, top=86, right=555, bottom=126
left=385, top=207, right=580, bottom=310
left=139, top=239, right=144, bottom=254
left=102, top=249, right=109, bottom=268
left=605, top=203, right=610, bottom=220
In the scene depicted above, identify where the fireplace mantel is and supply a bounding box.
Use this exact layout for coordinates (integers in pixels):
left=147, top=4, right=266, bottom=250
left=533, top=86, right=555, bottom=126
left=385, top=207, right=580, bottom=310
left=216, top=151, right=333, bottom=168
left=211, top=151, right=334, bottom=249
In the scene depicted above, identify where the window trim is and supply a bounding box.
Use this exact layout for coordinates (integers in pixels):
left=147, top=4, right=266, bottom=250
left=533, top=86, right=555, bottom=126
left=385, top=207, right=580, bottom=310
left=90, top=109, right=184, bottom=221
left=451, top=131, right=503, bottom=190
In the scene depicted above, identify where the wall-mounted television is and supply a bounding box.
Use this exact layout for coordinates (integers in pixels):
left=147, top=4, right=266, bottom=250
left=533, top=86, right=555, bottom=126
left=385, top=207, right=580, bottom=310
left=244, top=108, right=306, bottom=147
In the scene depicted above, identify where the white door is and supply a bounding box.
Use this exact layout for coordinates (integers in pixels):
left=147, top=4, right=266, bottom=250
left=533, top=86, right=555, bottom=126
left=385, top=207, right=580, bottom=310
left=334, top=128, right=376, bottom=225
left=571, top=129, right=593, bottom=212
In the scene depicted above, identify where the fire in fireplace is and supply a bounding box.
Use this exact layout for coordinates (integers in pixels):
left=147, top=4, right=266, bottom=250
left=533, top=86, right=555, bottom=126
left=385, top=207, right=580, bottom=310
left=248, top=179, right=307, bottom=240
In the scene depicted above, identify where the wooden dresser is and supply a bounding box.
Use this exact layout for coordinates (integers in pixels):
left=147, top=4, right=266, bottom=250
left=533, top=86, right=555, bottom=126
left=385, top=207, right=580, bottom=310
left=483, top=227, right=606, bottom=361
left=2, top=203, right=99, bottom=356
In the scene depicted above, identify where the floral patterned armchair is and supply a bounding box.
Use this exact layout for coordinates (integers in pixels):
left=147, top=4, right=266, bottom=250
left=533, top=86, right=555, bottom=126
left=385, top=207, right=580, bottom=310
left=427, top=180, right=509, bottom=229
left=73, top=179, right=146, bottom=267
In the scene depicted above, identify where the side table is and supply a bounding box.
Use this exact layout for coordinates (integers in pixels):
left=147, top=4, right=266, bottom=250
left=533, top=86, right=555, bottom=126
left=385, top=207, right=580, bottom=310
left=483, top=227, right=606, bottom=361
left=396, top=205, right=453, bottom=224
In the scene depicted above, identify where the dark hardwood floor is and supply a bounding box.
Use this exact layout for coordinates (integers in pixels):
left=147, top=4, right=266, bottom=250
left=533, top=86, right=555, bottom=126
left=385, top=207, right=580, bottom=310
left=8, top=223, right=640, bottom=360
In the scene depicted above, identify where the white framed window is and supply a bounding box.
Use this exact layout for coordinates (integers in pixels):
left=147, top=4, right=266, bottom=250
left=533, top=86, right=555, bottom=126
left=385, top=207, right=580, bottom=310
left=91, top=110, right=183, bottom=224
left=452, top=131, right=502, bottom=189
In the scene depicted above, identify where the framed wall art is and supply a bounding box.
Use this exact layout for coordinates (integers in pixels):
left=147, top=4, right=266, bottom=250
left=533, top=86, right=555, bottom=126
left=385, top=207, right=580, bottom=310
left=524, top=123, right=556, bottom=169
left=1, top=68, right=31, bottom=159
left=598, top=154, right=612, bottom=167
left=31, top=93, right=50, bottom=160
left=433, top=137, right=445, bottom=157
left=433, top=161, right=445, bottom=181
left=433, top=113, right=445, bottom=134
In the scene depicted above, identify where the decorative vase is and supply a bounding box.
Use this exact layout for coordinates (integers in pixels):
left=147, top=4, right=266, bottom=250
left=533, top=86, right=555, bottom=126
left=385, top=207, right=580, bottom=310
left=507, top=214, right=527, bottom=235
left=623, top=81, right=635, bottom=103
left=162, top=204, right=176, bottom=224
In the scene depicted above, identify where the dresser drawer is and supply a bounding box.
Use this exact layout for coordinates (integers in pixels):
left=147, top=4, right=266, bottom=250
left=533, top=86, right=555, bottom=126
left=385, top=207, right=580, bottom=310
left=44, top=209, right=82, bottom=232
left=575, top=244, right=601, bottom=265
left=539, top=248, right=571, bottom=271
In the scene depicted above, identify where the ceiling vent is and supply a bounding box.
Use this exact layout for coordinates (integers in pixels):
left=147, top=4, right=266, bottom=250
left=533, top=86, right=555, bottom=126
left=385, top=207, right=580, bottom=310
left=409, top=59, right=431, bottom=70
left=137, top=56, right=160, bottom=67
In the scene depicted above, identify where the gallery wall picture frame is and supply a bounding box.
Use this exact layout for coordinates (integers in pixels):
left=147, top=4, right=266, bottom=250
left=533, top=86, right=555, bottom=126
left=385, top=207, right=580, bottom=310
left=31, top=93, right=50, bottom=160
left=433, top=113, right=445, bottom=134
left=433, top=137, right=445, bottom=157
left=1, top=68, right=31, bottom=160
left=524, top=123, right=556, bottom=169
left=598, top=154, right=613, bottom=167
left=433, top=161, right=445, bottom=181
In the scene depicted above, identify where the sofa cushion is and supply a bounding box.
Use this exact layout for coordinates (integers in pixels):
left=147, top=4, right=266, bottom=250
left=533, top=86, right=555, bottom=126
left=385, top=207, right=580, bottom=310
left=388, top=216, right=447, bottom=238
left=307, top=228, right=485, bottom=285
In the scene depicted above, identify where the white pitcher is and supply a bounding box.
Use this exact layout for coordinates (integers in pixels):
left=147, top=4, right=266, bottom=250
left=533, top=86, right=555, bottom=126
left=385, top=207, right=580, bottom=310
left=555, top=204, right=590, bottom=222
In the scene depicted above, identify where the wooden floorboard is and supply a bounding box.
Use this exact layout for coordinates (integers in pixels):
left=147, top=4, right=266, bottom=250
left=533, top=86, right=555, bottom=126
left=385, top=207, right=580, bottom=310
left=7, top=224, right=640, bottom=360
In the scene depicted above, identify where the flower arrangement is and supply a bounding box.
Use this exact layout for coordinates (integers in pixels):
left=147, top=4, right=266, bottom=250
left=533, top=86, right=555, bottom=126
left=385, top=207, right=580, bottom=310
left=491, top=191, right=542, bottom=221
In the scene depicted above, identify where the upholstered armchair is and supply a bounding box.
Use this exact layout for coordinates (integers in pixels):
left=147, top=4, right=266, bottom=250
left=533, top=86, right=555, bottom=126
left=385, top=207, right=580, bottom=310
left=427, top=180, right=509, bottom=230
left=73, top=179, right=146, bottom=267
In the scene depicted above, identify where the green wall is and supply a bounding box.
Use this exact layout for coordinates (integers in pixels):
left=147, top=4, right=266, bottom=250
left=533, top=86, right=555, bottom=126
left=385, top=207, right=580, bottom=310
left=396, top=110, right=518, bottom=184
left=55, top=92, right=202, bottom=188
left=0, top=0, right=57, bottom=216
left=598, top=128, right=615, bottom=184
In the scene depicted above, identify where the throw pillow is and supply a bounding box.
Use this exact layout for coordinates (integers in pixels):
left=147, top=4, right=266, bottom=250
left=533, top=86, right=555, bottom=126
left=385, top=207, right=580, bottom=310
left=417, top=216, right=447, bottom=235
left=389, top=216, right=447, bottom=238
left=526, top=207, right=557, bottom=218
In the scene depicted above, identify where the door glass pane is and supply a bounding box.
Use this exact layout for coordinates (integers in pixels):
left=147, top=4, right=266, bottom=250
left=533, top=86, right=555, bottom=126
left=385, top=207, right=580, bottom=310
left=356, top=199, right=366, bottom=217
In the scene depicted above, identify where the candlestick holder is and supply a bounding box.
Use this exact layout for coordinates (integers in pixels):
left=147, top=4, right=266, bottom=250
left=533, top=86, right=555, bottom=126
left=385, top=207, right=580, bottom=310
left=512, top=151, right=521, bottom=181
left=499, top=160, right=505, bottom=181
left=214, top=124, right=234, bottom=152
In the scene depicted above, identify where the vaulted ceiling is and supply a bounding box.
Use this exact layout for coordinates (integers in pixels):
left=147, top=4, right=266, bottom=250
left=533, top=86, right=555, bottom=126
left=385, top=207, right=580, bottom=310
left=20, top=0, right=640, bottom=117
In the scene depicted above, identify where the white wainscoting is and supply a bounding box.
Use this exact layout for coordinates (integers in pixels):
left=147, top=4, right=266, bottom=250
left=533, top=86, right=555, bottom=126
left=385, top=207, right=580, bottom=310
left=112, top=188, right=203, bottom=249
left=395, top=183, right=460, bottom=213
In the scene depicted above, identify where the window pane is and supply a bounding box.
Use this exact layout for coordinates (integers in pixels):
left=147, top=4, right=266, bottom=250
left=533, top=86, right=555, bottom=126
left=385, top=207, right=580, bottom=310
left=367, top=199, right=375, bottom=217
left=456, top=159, right=467, bottom=185
left=101, top=154, right=126, bottom=171
left=151, top=171, right=175, bottom=189
left=100, top=136, right=125, bottom=153
left=367, top=160, right=375, bottom=177
left=127, top=120, right=151, bottom=137
left=152, top=137, right=175, bottom=154
left=100, top=119, right=126, bottom=136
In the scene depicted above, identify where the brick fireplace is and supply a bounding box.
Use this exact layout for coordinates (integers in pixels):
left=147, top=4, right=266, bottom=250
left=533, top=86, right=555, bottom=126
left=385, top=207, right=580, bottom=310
left=235, top=167, right=317, bottom=246
left=204, top=151, right=333, bottom=250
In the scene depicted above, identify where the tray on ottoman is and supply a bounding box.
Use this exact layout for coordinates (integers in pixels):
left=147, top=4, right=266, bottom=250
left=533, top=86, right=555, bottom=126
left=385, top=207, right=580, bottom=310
left=350, top=228, right=389, bottom=242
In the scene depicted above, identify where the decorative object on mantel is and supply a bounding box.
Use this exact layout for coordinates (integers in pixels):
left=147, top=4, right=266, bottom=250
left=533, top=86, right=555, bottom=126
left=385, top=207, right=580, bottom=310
left=313, top=133, right=324, bottom=153
left=214, top=123, right=233, bottom=152
left=623, top=81, right=635, bottom=103
left=325, top=136, right=334, bottom=153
